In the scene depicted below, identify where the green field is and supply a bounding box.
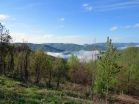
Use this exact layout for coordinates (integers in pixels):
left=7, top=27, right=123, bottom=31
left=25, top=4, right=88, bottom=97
left=0, top=76, right=93, bottom=104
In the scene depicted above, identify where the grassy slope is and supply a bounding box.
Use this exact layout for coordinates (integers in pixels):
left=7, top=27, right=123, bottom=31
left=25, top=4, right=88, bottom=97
left=0, top=76, right=92, bottom=104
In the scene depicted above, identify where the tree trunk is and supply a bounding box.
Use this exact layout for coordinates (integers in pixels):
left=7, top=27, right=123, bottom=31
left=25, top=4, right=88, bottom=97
left=3, top=62, right=6, bottom=75
left=24, top=53, right=28, bottom=82
left=20, top=64, right=24, bottom=81
left=10, top=52, right=14, bottom=72
left=48, top=69, right=52, bottom=88
left=127, top=69, right=131, bottom=94
left=57, top=79, right=60, bottom=89
left=35, top=65, right=40, bottom=84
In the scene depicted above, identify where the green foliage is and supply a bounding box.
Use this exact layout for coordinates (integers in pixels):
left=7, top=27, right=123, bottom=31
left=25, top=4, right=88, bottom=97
left=118, top=47, right=139, bottom=95
left=67, top=55, right=93, bottom=85
left=67, top=54, right=80, bottom=69
left=0, top=76, right=92, bottom=104
left=53, top=58, right=67, bottom=88
left=67, top=55, right=79, bottom=82
left=1, top=23, right=139, bottom=103
left=23, top=43, right=139, bottom=52
left=30, top=49, right=47, bottom=83
left=0, top=23, right=12, bottom=74
left=95, top=37, right=121, bottom=96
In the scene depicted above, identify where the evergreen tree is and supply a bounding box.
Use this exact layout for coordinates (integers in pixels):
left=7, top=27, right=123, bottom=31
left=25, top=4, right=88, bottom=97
left=95, top=37, right=121, bottom=99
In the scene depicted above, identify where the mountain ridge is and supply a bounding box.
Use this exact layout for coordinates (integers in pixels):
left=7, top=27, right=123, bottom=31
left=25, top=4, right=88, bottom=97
left=15, top=43, right=139, bottom=52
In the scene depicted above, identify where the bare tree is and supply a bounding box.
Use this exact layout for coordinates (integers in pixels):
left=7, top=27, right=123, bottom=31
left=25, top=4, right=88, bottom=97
left=0, top=23, right=12, bottom=74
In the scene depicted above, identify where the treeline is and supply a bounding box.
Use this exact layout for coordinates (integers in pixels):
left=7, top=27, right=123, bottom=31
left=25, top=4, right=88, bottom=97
left=0, top=23, right=139, bottom=100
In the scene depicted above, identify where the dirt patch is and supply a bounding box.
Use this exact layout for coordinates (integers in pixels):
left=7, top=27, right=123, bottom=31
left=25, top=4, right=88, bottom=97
left=113, top=94, right=139, bottom=104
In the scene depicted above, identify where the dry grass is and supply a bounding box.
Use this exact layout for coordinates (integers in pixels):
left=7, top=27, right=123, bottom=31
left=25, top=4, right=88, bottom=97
left=113, top=94, right=139, bottom=104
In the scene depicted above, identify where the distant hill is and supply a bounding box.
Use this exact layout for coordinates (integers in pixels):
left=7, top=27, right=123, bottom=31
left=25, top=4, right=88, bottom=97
left=46, top=43, right=83, bottom=51
left=46, top=43, right=139, bottom=51
left=15, top=43, right=63, bottom=52
left=28, top=43, right=64, bottom=52
left=15, top=43, right=139, bottom=52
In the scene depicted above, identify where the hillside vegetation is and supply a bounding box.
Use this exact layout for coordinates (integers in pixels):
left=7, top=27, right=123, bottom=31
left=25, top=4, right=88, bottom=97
left=0, top=76, right=93, bottom=104
left=19, top=43, right=139, bottom=52
left=0, top=23, right=139, bottom=104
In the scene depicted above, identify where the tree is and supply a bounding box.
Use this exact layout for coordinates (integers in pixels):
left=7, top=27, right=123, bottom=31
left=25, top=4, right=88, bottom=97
left=0, top=23, right=12, bottom=74
left=31, top=49, right=46, bottom=83
left=67, top=54, right=79, bottom=70
left=53, top=58, right=67, bottom=88
left=5, top=44, right=15, bottom=75
left=67, top=55, right=80, bottom=83
left=41, top=55, right=53, bottom=87
left=21, top=43, right=31, bottom=81
left=95, top=37, right=121, bottom=100
left=118, top=47, right=139, bottom=95
left=13, top=43, right=31, bottom=81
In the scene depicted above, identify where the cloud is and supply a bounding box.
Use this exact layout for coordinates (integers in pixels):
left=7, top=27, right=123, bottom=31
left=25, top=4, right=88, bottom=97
left=82, top=3, right=93, bottom=12
left=82, top=1, right=138, bottom=12
left=93, top=1, right=139, bottom=12
left=110, top=22, right=139, bottom=31
left=15, top=2, right=43, bottom=10
left=110, top=26, right=118, bottom=31
left=134, top=23, right=139, bottom=28
left=124, top=25, right=132, bottom=29
left=10, top=32, right=92, bottom=44
left=11, top=32, right=52, bottom=43
left=59, top=18, right=65, bottom=22
left=123, top=23, right=139, bottom=29
left=58, top=18, right=65, bottom=28
left=0, top=14, right=9, bottom=21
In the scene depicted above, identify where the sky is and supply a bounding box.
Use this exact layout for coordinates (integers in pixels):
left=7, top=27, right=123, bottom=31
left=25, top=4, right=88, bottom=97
left=0, top=0, right=139, bottom=44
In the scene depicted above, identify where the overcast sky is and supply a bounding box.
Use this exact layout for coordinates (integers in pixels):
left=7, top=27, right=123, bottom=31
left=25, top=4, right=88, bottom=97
left=0, top=0, right=139, bottom=44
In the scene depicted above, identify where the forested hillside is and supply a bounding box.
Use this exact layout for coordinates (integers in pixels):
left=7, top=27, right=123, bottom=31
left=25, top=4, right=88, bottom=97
left=18, top=43, right=139, bottom=52
left=0, top=23, right=139, bottom=104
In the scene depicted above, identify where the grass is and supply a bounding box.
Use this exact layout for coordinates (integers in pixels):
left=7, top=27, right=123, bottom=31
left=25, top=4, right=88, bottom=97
left=0, top=76, right=93, bottom=104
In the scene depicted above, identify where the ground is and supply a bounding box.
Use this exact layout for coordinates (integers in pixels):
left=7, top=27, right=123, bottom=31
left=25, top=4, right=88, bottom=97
left=0, top=76, right=139, bottom=104
left=0, top=76, right=92, bottom=104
